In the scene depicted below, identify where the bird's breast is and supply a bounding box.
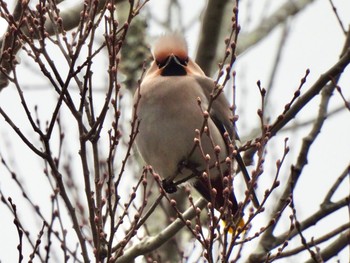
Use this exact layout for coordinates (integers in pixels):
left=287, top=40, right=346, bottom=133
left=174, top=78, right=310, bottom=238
left=134, top=76, right=227, bottom=181
left=134, top=77, right=207, bottom=177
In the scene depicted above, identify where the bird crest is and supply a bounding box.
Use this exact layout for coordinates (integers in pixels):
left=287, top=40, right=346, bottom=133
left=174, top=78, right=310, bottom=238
left=153, top=33, right=188, bottom=65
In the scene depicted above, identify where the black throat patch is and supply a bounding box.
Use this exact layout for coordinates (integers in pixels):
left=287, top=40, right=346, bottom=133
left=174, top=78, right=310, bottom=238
left=161, top=57, right=187, bottom=76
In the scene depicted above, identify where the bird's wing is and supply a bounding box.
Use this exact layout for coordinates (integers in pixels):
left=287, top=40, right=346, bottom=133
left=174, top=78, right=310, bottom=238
left=195, top=76, right=260, bottom=208
left=194, top=76, right=237, bottom=139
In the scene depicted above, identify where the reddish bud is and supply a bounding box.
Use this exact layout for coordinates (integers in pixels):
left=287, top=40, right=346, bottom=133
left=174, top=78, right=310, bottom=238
left=205, top=154, right=210, bottom=161
left=170, top=199, right=177, bottom=206
left=202, top=172, right=208, bottom=180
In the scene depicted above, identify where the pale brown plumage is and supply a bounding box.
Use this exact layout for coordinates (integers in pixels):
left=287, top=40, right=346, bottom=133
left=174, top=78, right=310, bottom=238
left=133, top=33, right=256, bottom=225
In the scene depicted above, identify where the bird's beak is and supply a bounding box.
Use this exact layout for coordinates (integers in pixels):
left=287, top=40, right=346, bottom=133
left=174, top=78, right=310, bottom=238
left=160, top=54, right=187, bottom=69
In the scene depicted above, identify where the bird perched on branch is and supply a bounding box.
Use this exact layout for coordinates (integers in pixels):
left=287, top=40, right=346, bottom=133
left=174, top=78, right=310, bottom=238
left=133, top=33, right=258, bottom=231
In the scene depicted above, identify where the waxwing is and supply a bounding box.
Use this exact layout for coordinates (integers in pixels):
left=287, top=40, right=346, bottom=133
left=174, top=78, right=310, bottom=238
left=133, top=33, right=258, bottom=228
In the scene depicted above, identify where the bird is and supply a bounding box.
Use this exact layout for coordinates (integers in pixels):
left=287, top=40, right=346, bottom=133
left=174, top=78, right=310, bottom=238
left=133, top=33, right=257, bottom=231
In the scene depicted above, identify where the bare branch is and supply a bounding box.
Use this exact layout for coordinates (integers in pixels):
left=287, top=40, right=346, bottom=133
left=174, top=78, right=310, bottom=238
left=243, top=45, right=350, bottom=165
left=249, top=35, right=350, bottom=258
left=196, top=0, right=230, bottom=75
left=323, top=165, right=350, bottom=204
left=0, top=0, right=124, bottom=90
left=237, top=0, right=316, bottom=54
left=278, top=223, right=350, bottom=260
left=113, top=198, right=208, bottom=263
left=327, top=0, right=347, bottom=35
left=0, top=0, right=26, bottom=89
left=304, top=230, right=350, bottom=263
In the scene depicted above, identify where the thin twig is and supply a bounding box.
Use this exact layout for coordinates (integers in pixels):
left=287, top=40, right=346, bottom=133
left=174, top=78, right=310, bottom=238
left=114, top=198, right=208, bottom=263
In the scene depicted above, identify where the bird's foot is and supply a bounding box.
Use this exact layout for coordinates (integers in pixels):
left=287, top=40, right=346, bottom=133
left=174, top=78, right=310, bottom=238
left=161, top=179, right=178, bottom=193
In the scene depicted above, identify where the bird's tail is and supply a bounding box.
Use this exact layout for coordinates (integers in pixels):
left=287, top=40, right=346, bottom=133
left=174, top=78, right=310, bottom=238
left=223, top=216, right=245, bottom=234
left=193, top=173, right=244, bottom=234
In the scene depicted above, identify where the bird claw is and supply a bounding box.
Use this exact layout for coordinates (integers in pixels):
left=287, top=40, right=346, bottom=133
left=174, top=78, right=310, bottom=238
left=162, top=179, right=178, bottom=193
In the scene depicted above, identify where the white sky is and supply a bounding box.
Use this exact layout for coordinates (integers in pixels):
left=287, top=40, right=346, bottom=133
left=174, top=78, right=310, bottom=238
left=0, top=0, right=349, bottom=262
